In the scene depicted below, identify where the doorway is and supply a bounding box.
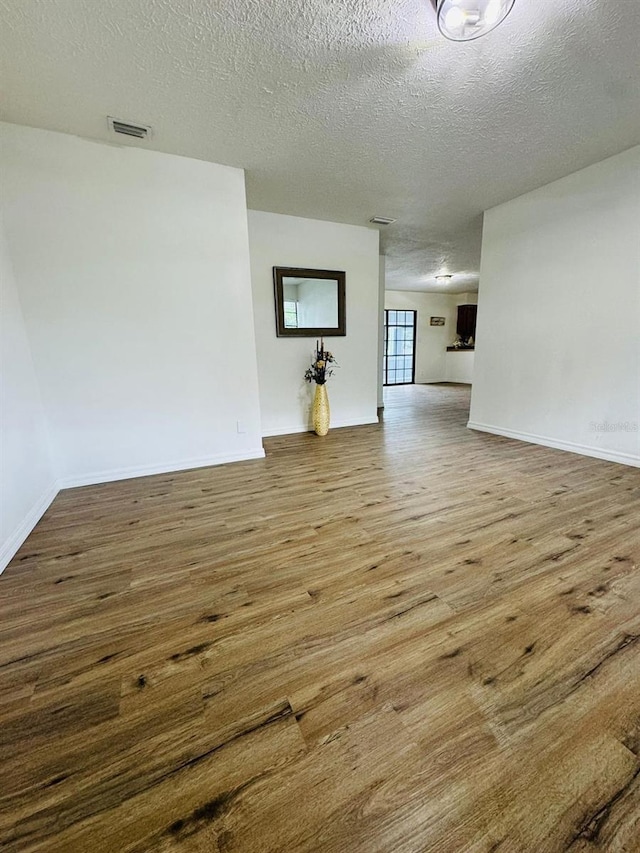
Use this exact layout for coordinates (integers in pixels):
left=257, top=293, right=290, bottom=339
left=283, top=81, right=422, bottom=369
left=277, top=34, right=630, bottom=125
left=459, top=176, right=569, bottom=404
left=383, top=309, right=417, bottom=386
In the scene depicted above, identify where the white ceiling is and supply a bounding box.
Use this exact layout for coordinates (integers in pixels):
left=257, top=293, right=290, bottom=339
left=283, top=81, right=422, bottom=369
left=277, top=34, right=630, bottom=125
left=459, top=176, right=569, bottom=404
left=1, top=0, right=639, bottom=293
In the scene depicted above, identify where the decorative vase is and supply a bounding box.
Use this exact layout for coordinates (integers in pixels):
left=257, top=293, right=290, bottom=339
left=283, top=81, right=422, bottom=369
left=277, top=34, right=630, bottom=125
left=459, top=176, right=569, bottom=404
left=312, top=383, right=330, bottom=436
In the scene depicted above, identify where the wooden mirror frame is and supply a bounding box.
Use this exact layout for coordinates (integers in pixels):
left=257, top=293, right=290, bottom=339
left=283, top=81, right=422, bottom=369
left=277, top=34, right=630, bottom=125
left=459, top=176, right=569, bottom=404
left=273, top=266, right=346, bottom=338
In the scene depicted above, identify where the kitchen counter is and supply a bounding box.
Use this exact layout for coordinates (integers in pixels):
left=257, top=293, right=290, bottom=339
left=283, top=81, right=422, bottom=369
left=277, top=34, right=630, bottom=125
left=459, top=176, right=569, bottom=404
left=445, top=349, right=474, bottom=384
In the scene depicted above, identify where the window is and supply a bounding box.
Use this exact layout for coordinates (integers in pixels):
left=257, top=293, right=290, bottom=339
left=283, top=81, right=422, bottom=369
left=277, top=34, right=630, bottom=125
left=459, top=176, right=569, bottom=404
left=384, top=310, right=417, bottom=385
left=283, top=300, right=299, bottom=329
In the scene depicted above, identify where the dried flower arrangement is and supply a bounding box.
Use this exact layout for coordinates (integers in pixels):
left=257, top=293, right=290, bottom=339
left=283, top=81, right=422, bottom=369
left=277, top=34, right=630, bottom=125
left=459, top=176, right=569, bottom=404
left=304, top=339, right=338, bottom=385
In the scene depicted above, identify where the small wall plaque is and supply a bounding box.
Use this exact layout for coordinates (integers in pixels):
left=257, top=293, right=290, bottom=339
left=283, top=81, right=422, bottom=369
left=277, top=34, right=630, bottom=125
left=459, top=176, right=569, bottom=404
left=430, top=316, right=446, bottom=326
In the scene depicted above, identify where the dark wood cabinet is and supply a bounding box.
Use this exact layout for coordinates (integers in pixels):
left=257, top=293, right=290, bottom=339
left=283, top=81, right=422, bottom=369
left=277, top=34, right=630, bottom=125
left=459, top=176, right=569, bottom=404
left=456, top=304, right=477, bottom=340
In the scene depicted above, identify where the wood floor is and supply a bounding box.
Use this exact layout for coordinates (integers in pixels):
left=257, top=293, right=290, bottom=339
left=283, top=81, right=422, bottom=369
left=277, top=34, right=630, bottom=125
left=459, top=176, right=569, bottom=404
left=1, top=383, right=639, bottom=852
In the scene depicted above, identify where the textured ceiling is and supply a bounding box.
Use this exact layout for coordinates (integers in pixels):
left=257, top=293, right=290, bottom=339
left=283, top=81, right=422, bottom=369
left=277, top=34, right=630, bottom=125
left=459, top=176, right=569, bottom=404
left=1, top=0, right=639, bottom=292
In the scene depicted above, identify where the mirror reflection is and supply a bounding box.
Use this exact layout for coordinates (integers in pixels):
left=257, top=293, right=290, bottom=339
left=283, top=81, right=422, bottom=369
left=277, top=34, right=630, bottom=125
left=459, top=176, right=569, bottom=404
left=282, top=277, right=338, bottom=329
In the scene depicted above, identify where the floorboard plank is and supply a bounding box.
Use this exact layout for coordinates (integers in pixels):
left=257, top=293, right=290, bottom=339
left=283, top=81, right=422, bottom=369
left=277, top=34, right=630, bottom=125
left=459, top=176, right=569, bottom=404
left=1, top=384, right=639, bottom=851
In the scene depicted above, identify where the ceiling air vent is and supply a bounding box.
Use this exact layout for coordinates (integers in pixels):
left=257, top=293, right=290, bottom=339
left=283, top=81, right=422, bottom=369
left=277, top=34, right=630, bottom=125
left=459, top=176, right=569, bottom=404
left=369, top=216, right=396, bottom=226
left=107, top=117, right=151, bottom=140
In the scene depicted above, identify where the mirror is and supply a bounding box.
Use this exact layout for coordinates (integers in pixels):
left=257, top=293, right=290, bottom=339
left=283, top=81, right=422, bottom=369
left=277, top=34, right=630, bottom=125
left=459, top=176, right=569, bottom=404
left=273, top=267, right=346, bottom=337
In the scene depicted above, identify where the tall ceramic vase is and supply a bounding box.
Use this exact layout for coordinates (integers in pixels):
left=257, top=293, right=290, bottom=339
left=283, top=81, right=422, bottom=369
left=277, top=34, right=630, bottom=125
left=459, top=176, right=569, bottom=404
left=312, top=383, right=330, bottom=436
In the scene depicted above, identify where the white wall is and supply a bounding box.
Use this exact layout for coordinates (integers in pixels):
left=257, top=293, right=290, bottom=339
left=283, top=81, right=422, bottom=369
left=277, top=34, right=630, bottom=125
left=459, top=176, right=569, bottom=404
left=470, top=146, right=640, bottom=467
left=377, top=256, right=385, bottom=407
left=297, top=279, right=338, bottom=327
left=454, top=292, right=478, bottom=307
left=248, top=211, right=380, bottom=436
left=0, top=218, right=57, bottom=571
left=384, top=291, right=457, bottom=383
left=1, top=122, right=264, bottom=487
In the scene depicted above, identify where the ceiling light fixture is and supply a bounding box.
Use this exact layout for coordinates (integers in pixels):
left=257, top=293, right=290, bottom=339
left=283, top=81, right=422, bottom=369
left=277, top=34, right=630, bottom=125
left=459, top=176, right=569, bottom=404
left=435, top=274, right=453, bottom=284
left=432, top=0, right=515, bottom=41
left=369, top=216, right=397, bottom=226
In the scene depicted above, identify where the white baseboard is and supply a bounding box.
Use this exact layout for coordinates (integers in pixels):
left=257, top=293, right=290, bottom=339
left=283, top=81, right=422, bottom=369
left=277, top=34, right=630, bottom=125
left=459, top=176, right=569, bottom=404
left=1, top=449, right=268, bottom=572
left=0, top=482, right=59, bottom=574
left=262, top=415, right=379, bottom=438
left=467, top=421, right=640, bottom=468
left=58, top=447, right=266, bottom=489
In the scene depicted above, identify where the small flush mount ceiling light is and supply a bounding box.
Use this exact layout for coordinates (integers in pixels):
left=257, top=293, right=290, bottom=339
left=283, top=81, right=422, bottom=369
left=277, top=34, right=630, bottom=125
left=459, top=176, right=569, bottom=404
left=432, top=0, right=515, bottom=41
left=435, top=274, right=453, bottom=284
left=369, top=216, right=397, bottom=226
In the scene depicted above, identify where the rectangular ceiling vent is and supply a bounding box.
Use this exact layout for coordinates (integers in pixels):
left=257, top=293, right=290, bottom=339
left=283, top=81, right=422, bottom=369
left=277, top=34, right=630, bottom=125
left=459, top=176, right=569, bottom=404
left=107, top=117, right=151, bottom=140
left=369, top=216, right=396, bottom=226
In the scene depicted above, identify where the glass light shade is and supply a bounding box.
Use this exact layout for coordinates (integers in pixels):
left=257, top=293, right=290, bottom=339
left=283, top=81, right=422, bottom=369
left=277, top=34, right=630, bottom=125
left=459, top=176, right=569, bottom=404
left=436, top=0, right=515, bottom=41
